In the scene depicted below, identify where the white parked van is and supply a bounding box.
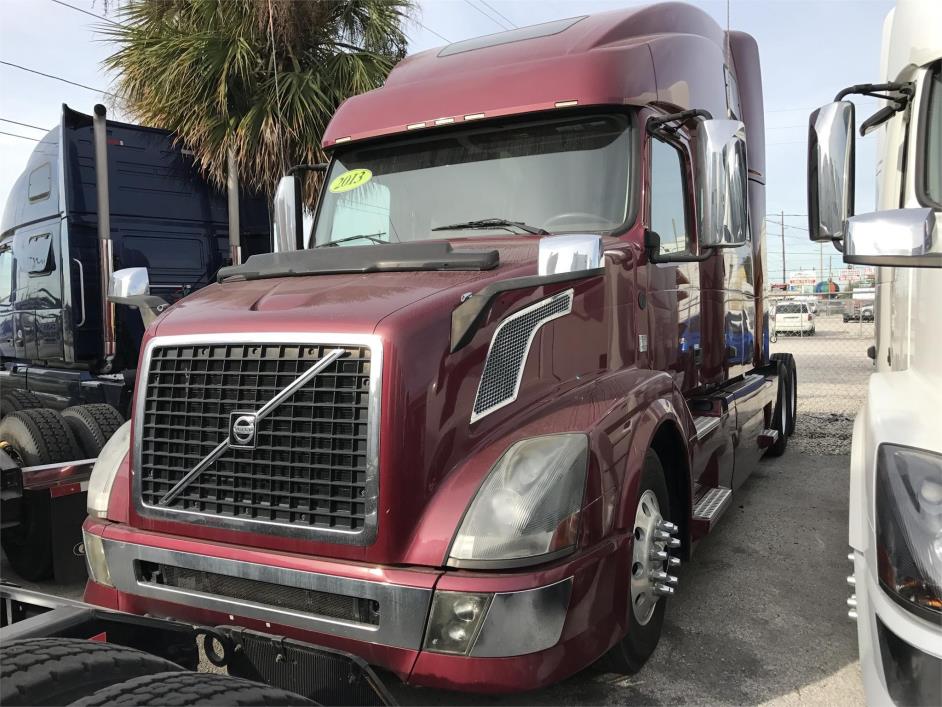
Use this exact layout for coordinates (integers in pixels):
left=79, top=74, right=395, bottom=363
left=807, top=1, right=941, bottom=704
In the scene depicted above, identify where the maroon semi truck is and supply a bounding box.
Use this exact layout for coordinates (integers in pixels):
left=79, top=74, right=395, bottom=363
left=6, top=3, right=797, bottom=699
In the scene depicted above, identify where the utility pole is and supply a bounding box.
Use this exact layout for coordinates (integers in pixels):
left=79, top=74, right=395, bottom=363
left=781, top=210, right=786, bottom=287
left=819, top=242, right=823, bottom=289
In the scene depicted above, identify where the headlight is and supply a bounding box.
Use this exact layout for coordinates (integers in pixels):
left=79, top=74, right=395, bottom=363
left=876, top=444, right=942, bottom=622
left=448, top=434, right=588, bottom=567
left=87, top=421, right=131, bottom=519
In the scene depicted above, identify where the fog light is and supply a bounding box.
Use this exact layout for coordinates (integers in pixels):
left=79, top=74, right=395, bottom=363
left=82, top=529, right=112, bottom=588
left=423, top=591, right=491, bottom=655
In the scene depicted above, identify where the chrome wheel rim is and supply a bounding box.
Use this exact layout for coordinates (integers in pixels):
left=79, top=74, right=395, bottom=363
left=630, top=489, right=679, bottom=625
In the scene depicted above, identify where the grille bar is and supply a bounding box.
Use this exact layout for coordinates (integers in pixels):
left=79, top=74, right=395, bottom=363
left=133, top=334, right=381, bottom=544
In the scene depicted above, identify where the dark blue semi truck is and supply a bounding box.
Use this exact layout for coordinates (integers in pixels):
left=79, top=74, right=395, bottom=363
left=0, top=105, right=270, bottom=581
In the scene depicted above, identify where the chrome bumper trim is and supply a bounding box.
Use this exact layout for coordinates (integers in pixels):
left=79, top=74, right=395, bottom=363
left=100, top=538, right=433, bottom=650
left=471, top=577, right=573, bottom=657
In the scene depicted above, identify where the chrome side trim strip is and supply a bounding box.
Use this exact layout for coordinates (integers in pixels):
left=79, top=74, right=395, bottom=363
left=133, top=332, right=383, bottom=545
left=101, top=538, right=432, bottom=650
left=471, top=289, right=574, bottom=424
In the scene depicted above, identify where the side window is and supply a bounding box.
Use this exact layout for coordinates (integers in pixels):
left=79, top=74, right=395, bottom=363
left=14, top=232, right=55, bottom=275
left=0, top=246, right=13, bottom=302
left=921, top=62, right=941, bottom=208
left=649, top=138, right=691, bottom=254
left=28, top=163, right=51, bottom=203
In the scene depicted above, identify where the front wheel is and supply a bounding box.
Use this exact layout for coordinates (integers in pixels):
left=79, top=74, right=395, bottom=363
left=597, top=451, right=679, bottom=674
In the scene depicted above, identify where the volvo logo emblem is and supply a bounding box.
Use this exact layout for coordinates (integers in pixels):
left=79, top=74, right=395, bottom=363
left=228, top=412, right=257, bottom=449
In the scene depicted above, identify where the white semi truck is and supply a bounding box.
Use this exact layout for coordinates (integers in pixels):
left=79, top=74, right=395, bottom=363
left=807, top=1, right=941, bottom=704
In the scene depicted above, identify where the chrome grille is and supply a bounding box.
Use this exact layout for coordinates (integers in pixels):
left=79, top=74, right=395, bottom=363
left=135, top=335, right=380, bottom=543
left=472, top=290, right=573, bottom=422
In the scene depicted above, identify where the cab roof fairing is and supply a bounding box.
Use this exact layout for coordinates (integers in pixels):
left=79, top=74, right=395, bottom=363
left=321, top=2, right=742, bottom=149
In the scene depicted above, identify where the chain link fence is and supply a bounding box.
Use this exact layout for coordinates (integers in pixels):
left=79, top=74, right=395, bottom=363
left=768, top=292, right=874, bottom=455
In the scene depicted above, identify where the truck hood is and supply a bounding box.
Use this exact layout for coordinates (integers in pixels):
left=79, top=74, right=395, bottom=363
left=152, top=240, right=536, bottom=338
left=134, top=239, right=560, bottom=564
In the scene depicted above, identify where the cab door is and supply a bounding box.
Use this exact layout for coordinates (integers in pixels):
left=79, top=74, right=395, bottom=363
left=12, top=222, right=64, bottom=363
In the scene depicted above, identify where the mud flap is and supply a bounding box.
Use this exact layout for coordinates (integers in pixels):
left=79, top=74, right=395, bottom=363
left=49, top=489, right=89, bottom=584
left=216, top=626, right=396, bottom=706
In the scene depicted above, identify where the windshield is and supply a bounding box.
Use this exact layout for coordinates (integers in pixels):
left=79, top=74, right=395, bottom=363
left=312, top=113, right=633, bottom=247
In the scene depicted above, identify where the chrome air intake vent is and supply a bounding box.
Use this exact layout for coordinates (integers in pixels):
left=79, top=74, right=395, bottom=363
left=133, top=333, right=382, bottom=545
left=471, top=290, right=573, bottom=422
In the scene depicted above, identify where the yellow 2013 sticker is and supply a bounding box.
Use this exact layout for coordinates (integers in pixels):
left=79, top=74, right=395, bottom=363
left=328, top=168, right=373, bottom=193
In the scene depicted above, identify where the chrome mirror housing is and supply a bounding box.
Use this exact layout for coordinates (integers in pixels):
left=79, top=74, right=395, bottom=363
left=273, top=175, right=303, bottom=253
left=108, top=267, right=169, bottom=327
left=808, top=101, right=855, bottom=242
left=696, top=119, right=749, bottom=248
left=844, top=208, right=941, bottom=268
left=538, top=234, right=603, bottom=276
left=108, top=267, right=149, bottom=299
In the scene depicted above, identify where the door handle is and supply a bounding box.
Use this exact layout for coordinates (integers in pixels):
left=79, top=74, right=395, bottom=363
left=72, top=258, right=86, bottom=327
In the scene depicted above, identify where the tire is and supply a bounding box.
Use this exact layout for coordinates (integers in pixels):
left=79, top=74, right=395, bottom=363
left=598, top=450, right=673, bottom=674
left=0, top=638, right=183, bottom=707
left=766, top=358, right=791, bottom=457
left=0, top=409, right=82, bottom=580
left=0, top=408, right=82, bottom=466
left=72, top=671, right=317, bottom=706
left=62, top=404, right=125, bottom=458
left=0, top=389, right=43, bottom=417
left=771, top=352, right=798, bottom=436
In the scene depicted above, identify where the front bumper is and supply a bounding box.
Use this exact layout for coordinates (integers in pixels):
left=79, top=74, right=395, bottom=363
left=850, top=551, right=942, bottom=706
left=83, top=519, right=626, bottom=692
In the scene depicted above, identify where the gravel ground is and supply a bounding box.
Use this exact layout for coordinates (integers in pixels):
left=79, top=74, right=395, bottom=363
left=770, top=311, right=873, bottom=455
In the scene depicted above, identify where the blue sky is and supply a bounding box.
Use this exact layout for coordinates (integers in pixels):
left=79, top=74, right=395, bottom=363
left=0, top=0, right=895, bottom=280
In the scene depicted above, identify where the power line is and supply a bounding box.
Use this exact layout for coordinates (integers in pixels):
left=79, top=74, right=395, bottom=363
left=0, top=118, right=48, bottom=132
left=49, top=0, right=120, bottom=26
left=462, top=0, right=511, bottom=31
left=0, top=59, right=114, bottom=96
left=0, top=130, right=40, bottom=142
left=416, top=20, right=451, bottom=44
left=478, top=0, right=516, bottom=28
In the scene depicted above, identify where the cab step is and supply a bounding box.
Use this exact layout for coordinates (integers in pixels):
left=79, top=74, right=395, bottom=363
left=692, top=486, right=732, bottom=523
left=758, top=428, right=779, bottom=449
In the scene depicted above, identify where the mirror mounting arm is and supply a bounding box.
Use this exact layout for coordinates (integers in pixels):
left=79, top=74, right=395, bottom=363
left=644, top=230, right=715, bottom=264
left=834, top=81, right=913, bottom=103
left=647, top=109, right=713, bottom=137
left=287, top=163, right=328, bottom=176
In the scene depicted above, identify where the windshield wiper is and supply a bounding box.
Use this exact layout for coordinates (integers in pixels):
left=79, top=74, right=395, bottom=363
left=318, top=232, right=388, bottom=247
left=432, top=218, right=549, bottom=235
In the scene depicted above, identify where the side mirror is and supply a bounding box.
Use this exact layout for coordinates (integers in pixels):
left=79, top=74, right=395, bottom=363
left=273, top=175, right=303, bottom=253
left=808, top=101, right=855, bottom=242
left=538, top=234, right=603, bottom=276
left=696, top=119, right=749, bottom=249
left=108, top=267, right=168, bottom=327
left=844, top=208, right=941, bottom=268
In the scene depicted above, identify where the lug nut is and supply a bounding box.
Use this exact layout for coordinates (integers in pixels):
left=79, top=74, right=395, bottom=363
left=654, top=530, right=672, bottom=541
left=847, top=595, right=857, bottom=608
left=667, top=537, right=681, bottom=549
left=653, top=583, right=675, bottom=596
left=846, top=575, right=855, bottom=586
left=650, top=570, right=668, bottom=582
left=668, top=556, right=681, bottom=568
left=650, top=550, right=668, bottom=561
left=848, top=609, right=858, bottom=620
left=665, top=574, right=678, bottom=585
left=657, top=520, right=679, bottom=534
left=847, top=552, right=854, bottom=562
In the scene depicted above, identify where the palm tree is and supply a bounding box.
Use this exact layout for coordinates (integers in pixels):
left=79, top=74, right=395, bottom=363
left=101, top=0, right=414, bottom=205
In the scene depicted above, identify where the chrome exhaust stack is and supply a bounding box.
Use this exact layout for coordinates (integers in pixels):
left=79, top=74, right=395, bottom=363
left=92, top=104, right=115, bottom=363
